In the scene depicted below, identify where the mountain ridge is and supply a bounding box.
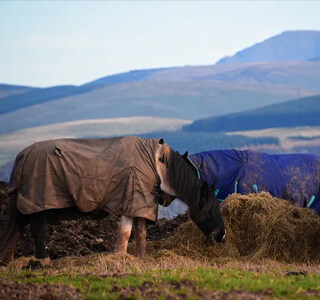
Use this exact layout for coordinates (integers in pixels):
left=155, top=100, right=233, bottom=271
left=217, top=30, right=320, bottom=64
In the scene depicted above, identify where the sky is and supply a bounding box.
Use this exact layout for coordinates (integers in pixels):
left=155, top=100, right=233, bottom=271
left=1, top=1, right=320, bottom=87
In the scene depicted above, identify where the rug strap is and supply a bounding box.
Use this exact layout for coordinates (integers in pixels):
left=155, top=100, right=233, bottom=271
left=187, top=157, right=201, bottom=180
left=307, top=195, right=316, bottom=208
left=234, top=181, right=238, bottom=193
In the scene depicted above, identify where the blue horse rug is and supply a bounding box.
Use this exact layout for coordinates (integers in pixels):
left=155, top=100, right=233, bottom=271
left=189, top=150, right=320, bottom=214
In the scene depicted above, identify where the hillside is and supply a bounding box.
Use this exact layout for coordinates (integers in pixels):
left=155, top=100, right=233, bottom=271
left=0, top=84, right=35, bottom=99
left=217, top=30, right=320, bottom=64
left=0, top=117, right=191, bottom=154
left=0, top=80, right=308, bottom=135
left=85, top=68, right=168, bottom=88
left=0, top=85, right=93, bottom=115
left=83, top=61, right=320, bottom=92
left=184, top=95, right=320, bottom=133
left=194, top=62, right=320, bottom=92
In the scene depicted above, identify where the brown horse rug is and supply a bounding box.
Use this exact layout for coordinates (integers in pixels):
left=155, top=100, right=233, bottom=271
left=9, top=136, right=161, bottom=221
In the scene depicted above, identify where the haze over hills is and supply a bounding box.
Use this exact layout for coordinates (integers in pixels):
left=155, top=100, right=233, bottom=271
left=217, top=30, right=320, bottom=64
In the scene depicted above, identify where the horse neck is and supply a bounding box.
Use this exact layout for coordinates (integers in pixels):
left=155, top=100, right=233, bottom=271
left=158, top=146, right=202, bottom=209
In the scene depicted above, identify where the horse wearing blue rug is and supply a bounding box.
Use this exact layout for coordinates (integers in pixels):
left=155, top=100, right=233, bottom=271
left=188, top=150, right=320, bottom=214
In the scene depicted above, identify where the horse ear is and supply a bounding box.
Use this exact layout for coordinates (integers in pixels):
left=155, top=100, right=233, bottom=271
left=210, top=180, right=216, bottom=191
left=159, top=138, right=164, bottom=145
left=182, top=151, right=188, bottom=159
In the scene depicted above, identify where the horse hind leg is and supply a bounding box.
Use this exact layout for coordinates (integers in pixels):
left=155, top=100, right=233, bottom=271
left=30, top=211, right=51, bottom=266
left=134, top=217, right=146, bottom=257
left=115, top=216, right=133, bottom=254
left=0, top=191, right=26, bottom=265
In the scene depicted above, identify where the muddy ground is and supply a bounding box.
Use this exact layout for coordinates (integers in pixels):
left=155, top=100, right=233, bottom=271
left=0, top=181, right=189, bottom=260
left=0, top=278, right=82, bottom=300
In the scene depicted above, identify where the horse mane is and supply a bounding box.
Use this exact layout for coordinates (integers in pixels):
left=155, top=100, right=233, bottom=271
left=162, top=144, right=213, bottom=212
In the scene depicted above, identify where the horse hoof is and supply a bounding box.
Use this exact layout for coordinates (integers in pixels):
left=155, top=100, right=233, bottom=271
left=23, top=257, right=52, bottom=270
left=23, top=260, right=43, bottom=270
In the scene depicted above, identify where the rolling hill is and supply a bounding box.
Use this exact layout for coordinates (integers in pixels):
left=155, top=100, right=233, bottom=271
left=83, top=61, right=320, bottom=92
left=0, top=84, right=35, bottom=99
left=183, top=94, right=320, bottom=133
left=0, top=85, right=93, bottom=115
left=0, top=117, right=191, bottom=154
left=0, top=79, right=310, bottom=135
left=217, top=30, right=320, bottom=64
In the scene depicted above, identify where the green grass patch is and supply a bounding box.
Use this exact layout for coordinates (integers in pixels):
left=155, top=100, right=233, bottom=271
left=2, top=266, right=320, bottom=299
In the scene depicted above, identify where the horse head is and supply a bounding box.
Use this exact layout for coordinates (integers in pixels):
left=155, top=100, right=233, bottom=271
left=180, top=151, right=226, bottom=243
left=156, top=141, right=226, bottom=243
left=189, top=181, right=226, bottom=243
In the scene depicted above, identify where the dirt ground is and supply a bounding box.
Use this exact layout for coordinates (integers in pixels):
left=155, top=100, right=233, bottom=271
left=107, top=278, right=271, bottom=300
left=0, top=278, right=82, bottom=300
left=0, top=181, right=189, bottom=259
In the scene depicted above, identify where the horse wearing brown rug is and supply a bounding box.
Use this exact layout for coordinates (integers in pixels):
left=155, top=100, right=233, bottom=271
left=0, top=136, right=225, bottom=265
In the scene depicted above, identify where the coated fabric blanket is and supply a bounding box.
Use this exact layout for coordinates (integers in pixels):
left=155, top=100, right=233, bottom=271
left=189, top=150, right=320, bottom=214
left=10, top=136, right=161, bottom=221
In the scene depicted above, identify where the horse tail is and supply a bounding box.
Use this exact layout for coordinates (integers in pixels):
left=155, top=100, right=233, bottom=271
left=0, top=190, right=24, bottom=265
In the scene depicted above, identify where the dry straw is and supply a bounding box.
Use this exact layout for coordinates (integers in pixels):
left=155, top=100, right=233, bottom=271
left=161, top=192, right=320, bottom=263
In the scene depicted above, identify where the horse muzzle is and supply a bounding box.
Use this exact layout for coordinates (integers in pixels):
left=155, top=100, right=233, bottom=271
left=207, top=228, right=226, bottom=243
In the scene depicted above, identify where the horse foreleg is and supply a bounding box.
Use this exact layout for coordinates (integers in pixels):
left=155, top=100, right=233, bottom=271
left=134, top=217, right=146, bottom=257
left=30, top=212, right=51, bottom=266
left=115, top=216, right=133, bottom=254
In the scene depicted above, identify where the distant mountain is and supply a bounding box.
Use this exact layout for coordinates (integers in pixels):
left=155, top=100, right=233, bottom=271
left=1, top=61, right=319, bottom=123
left=217, top=30, right=320, bottom=64
left=309, top=56, right=320, bottom=61
left=0, top=85, right=93, bottom=115
left=0, top=80, right=311, bottom=134
left=0, top=84, right=35, bottom=99
left=184, top=95, right=320, bottom=133
left=85, top=68, right=167, bottom=88
left=83, top=62, right=320, bottom=92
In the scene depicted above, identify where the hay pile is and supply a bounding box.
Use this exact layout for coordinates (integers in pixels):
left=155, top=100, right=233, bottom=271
left=162, top=192, right=320, bottom=263
left=161, top=221, right=240, bottom=260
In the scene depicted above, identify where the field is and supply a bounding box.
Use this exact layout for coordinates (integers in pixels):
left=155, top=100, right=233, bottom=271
left=230, top=126, right=320, bottom=153
left=0, top=117, right=191, bottom=154
left=2, top=256, right=320, bottom=299
left=1, top=183, right=320, bottom=299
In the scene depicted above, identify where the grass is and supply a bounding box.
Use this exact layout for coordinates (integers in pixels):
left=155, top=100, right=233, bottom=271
left=2, top=255, right=320, bottom=299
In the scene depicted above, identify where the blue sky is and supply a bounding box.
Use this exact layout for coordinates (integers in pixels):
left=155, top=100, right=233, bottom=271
left=1, top=1, right=320, bottom=87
